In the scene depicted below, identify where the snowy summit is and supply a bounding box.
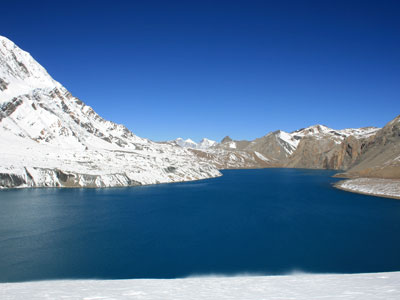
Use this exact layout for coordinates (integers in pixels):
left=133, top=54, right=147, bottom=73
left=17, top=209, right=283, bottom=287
left=174, top=137, right=217, bottom=149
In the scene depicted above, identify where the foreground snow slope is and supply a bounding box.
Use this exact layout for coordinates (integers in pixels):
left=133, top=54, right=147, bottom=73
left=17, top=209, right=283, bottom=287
left=2, top=272, right=400, bottom=300
left=0, top=36, right=221, bottom=188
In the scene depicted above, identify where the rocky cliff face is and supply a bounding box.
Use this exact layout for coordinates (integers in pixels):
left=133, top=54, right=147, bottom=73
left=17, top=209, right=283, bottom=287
left=0, top=36, right=221, bottom=188
left=337, top=115, right=400, bottom=179
left=286, top=127, right=378, bottom=170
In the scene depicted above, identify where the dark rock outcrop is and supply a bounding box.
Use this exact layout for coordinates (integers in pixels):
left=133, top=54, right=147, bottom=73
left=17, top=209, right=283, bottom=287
left=0, top=173, right=26, bottom=188
left=0, top=78, right=8, bottom=91
left=221, top=136, right=233, bottom=143
left=0, top=97, right=23, bottom=121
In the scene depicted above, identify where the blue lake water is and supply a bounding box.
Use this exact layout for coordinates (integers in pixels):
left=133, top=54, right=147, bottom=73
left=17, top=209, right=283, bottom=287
left=1, top=168, right=400, bottom=282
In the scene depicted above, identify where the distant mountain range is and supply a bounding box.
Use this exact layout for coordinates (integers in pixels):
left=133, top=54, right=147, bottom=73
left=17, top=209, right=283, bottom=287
left=173, top=138, right=218, bottom=150
left=1, top=35, right=398, bottom=189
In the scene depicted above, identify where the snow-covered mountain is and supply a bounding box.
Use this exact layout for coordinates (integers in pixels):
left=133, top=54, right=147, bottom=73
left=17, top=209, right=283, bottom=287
left=173, top=137, right=217, bottom=149
left=174, top=138, right=198, bottom=148
left=0, top=36, right=221, bottom=188
left=291, top=124, right=379, bottom=142
left=198, top=138, right=218, bottom=149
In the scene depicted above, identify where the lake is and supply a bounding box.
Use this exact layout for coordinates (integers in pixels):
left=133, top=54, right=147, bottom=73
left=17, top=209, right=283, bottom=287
left=1, top=168, right=400, bottom=282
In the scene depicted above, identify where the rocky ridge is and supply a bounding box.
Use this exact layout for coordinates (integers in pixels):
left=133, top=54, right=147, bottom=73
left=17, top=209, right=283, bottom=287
left=172, top=125, right=383, bottom=172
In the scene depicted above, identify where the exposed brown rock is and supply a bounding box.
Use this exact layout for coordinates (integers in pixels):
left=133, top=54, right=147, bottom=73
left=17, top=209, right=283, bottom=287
left=245, top=131, right=294, bottom=163
left=221, top=136, right=233, bottom=143
left=337, top=115, right=400, bottom=179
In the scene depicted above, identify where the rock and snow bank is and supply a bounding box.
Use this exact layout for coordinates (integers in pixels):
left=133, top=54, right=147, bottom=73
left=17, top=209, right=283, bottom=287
left=1, top=272, right=400, bottom=300
left=335, top=178, right=400, bottom=199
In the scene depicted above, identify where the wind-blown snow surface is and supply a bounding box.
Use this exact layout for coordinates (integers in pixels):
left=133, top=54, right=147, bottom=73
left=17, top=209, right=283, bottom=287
left=0, top=36, right=221, bottom=188
left=2, top=272, right=400, bottom=300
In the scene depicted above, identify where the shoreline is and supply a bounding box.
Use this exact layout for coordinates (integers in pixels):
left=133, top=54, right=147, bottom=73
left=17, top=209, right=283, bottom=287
left=2, top=168, right=399, bottom=202
left=0, top=167, right=337, bottom=190
left=334, top=178, right=400, bottom=200
left=0, top=172, right=223, bottom=191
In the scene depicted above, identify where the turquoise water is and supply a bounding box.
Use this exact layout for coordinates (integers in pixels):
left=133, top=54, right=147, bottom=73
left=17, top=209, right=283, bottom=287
left=1, top=168, right=400, bottom=282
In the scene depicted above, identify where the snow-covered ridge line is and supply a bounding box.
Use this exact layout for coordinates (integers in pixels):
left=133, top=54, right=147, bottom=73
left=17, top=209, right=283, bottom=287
left=1, top=272, right=399, bottom=300
left=0, top=36, right=222, bottom=188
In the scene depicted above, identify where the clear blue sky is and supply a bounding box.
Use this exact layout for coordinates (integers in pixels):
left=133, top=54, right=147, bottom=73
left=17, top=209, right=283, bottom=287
left=1, top=0, right=399, bottom=142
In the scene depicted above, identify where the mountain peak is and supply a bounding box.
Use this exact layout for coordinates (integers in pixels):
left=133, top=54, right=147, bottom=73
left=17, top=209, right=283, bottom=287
left=0, top=35, right=14, bottom=46
left=291, top=124, right=333, bottom=136
left=185, top=138, right=195, bottom=144
left=221, top=136, right=232, bottom=143
left=198, top=138, right=217, bottom=149
left=0, top=36, right=61, bottom=102
left=174, top=138, right=197, bottom=148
